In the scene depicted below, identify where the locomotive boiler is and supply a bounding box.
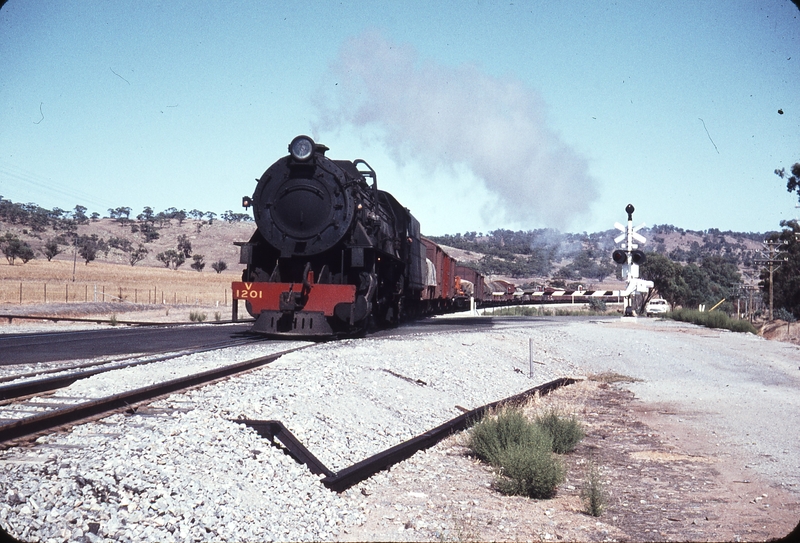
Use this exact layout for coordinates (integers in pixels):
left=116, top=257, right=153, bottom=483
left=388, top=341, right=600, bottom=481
left=233, top=135, right=427, bottom=336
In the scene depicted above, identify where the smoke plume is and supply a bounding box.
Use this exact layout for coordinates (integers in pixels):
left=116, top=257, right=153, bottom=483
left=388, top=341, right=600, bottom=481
left=313, top=30, right=598, bottom=229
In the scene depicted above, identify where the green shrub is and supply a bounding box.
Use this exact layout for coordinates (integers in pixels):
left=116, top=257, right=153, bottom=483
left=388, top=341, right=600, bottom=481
left=468, top=407, right=572, bottom=500
left=581, top=461, right=607, bottom=517
left=535, top=409, right=585, bottom=454
left=485, top=306, right=609, bottom=317
left=729, top=319, right=757, bottom=333
left=189, top=310, right=207, bottom=322
left=587, top=298, right=607, bottom=312
left=469, top=408, right=552, bottom=466
left=494, top=443, right=565, bottom=499
left=666, top=308, right=757, bottom=334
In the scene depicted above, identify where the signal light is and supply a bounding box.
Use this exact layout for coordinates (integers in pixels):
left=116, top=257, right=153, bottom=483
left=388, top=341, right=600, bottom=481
left=612, top=249, right=627, bottom=264
left=631, top=249, right=646, bottom=265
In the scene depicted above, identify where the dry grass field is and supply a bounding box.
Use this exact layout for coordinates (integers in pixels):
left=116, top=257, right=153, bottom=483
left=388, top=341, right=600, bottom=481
left=0, top=259, right=239, bottom=307
left=0, top=260, right=246, bottom=326
left=0, top=218, right=255, bottom=323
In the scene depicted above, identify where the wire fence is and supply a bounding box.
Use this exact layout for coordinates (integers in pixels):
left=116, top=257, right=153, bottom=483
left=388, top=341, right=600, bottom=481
left=0, top=281, right=232, bottom=307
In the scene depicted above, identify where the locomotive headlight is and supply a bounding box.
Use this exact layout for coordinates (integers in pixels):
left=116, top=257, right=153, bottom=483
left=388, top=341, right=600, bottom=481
left=289, top=135, right=315, bottom=161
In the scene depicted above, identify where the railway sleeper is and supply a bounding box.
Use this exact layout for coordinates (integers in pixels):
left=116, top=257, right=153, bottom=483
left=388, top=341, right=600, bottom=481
left=235, top=376, right=577, bottom=493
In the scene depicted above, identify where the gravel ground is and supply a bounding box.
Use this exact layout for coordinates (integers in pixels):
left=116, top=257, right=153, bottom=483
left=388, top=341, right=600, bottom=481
left=1, top=315, right=798, bottom=542
left=562, top=318, right=800, bottom=492
left=0, top=316, right=580, bottom=542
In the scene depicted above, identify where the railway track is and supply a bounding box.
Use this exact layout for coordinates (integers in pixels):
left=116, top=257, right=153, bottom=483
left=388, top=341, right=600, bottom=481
left=0, top=337, right=261, bottom=400
left=0, top=342, right=308, bottom=445
left=0, top=322, right=257, bottom=364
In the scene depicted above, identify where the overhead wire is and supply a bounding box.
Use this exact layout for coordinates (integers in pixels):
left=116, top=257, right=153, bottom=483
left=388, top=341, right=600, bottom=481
left=0, top=163, right=118, bottom=213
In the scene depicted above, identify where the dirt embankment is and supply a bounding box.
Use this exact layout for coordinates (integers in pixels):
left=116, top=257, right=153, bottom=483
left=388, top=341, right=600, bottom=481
left=339, top=379, right=800, bottom=542
left=760, top=319, right=800, bottom=345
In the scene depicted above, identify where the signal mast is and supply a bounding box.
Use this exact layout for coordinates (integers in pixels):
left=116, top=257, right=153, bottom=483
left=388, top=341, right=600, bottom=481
left=612, top=204, right=654, bottom=315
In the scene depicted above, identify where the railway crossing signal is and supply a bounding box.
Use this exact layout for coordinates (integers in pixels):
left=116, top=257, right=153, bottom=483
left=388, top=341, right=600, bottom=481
left=612, top=204, right=654, bottom=314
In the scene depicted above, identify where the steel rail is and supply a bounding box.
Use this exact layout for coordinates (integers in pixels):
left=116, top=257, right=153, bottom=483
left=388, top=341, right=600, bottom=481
left=0, top=337, right=262, bottom=401
left=238, top=376, right=577, bottom=492
left=0, top=346, right=306, bottom=445
left=0, top=313, right=253, bottom=326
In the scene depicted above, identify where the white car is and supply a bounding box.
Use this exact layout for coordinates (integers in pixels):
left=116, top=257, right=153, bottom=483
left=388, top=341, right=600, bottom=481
left=645, top=298, right=669, bottom=316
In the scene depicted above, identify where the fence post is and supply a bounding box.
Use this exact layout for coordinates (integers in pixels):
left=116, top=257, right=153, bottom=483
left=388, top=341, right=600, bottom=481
left=529, top=338, right=533, bottom=378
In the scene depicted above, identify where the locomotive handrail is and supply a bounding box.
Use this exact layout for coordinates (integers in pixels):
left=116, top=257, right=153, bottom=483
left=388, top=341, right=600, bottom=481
left=353, top=159, right=377, bottom=191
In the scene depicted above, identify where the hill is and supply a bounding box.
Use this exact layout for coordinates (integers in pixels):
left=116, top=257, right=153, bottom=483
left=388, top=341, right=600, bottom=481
left=0, top=198, right=775, bottom=304
left=428, top=226, right=769, bottom=290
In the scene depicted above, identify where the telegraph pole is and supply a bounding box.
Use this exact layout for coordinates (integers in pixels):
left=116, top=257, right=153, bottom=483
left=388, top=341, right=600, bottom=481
left=755, top=240, right=788, bottom=321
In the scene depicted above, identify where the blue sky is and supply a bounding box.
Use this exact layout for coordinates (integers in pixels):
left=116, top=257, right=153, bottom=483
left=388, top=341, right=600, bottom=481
left=1, top=1, right=799, bottom=237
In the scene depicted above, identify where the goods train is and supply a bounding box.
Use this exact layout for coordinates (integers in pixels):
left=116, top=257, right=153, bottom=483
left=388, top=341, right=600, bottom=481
left=232, top=136, right=621, bottom=337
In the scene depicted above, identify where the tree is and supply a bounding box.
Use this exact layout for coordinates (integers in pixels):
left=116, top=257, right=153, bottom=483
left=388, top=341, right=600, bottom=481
left=222, top=210, right=252, bottom=222
left=700, top=254, right=741, bottom=302
left=680, top=264, right=714, bottom=308
left=175, top=209, right=187, bottom=226
left=108, top=207, right=132, bottom=223
left=138, top=222, right=160, bottom=242
left=641, top=250, right=742, bottom=311
left=1, top=233, right=19, bottom=264
left=76, top=234, right=107, bottom=265
left=156, top=251, right=173, bottom=268
left=775, top=161, right=800, bottom=202
left=18, top=243, right=35, bottom=263
left=108, top=236, right=133, bottom=252
left=189, top=209, right=207, bottom=233
left=156, top=249, right=185, bottom=270
left=640, top=252, right=688, bottom=308
left=177, top=234, right=192, bottom=258
left=137, top=206, right=155, bottom=223
left=1, top=233, right=30, bottom=264
left=72, top=205, right=88, bottom=224
left=42, top=239, right=63, bottom=261
left=1, top=233, right=35, bottom=264
left=191, top=254, right=206, bottom=272
left=129, top=244, right=148, bottom=266
left=211, top=260, right=228, bottom=274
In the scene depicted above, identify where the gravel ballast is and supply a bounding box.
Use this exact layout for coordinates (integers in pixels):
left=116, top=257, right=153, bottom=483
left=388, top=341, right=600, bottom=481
left=1, top=315, right=798, bottom=542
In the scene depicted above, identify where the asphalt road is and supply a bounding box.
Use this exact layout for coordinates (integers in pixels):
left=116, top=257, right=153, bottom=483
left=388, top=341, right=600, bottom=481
left=0, top=323, right=256, bottom=364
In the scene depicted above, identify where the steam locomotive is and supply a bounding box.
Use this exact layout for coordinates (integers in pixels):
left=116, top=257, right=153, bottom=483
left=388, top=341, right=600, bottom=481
left=232, top=135, right=429, bottom=336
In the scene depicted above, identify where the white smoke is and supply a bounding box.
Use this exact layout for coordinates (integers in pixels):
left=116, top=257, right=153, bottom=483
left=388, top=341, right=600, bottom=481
left=313, top=30, right=598, bottom=229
